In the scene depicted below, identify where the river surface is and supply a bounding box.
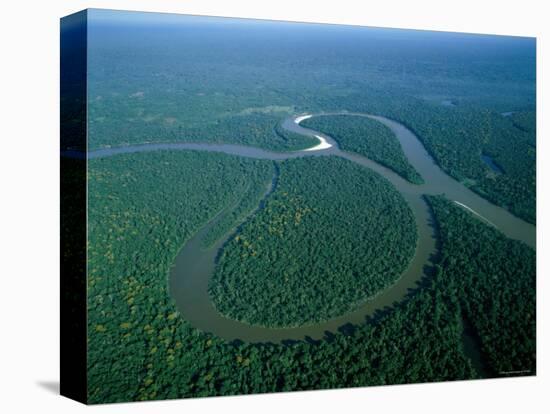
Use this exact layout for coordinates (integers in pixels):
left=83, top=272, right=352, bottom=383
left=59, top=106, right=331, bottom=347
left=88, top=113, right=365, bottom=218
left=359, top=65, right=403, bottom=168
left=75, top=112, right=536, bottom=343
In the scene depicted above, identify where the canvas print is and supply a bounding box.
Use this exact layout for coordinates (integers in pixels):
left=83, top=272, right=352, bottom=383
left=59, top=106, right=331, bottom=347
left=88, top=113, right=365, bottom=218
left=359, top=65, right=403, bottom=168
left=60, top=9, right=536, bottom=404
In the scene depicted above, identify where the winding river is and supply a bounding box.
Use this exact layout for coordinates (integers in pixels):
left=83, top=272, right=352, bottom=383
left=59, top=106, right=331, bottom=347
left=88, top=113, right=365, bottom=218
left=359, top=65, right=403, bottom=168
left=75, top=112, right=536, bottom=343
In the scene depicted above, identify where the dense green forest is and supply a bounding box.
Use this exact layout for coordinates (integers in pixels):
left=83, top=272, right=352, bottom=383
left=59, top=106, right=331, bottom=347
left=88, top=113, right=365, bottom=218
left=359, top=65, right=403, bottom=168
left=210, top=156, right=416, bottom=327
left=310, top=94, right=536, bottom=223
left=340, top=96, right=536, bottom=223
left=86, top=150, right=273, bottom=402
left=201, top=163, right=275, bottom=248
left=301, top=115, right=423, bottom=183
left=86, top=151, right=535, bottom=403
left=87, top=14, right=535, bottom=222
left=83, top=12, right=536, bottom=404
left=475, top=111, right=536, bottom=222
left=426, top=195, right=536, bottom=375
left=89, top=109, right=318, bottom=152
left=397, top=104, right=536, bottom=223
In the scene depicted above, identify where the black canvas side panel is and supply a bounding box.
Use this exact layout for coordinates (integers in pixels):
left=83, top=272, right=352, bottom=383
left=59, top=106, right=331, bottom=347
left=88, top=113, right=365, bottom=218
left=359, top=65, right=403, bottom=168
left=60, top=9, right=87, bottom=404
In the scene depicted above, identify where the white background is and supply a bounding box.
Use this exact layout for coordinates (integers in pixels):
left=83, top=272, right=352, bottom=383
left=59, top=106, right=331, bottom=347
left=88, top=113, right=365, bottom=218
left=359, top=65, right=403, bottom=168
left=0, top=0, right=548, bottom=412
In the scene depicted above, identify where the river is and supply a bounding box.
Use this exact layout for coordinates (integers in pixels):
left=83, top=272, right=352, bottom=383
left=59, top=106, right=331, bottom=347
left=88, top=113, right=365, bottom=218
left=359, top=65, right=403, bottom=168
left=72, top=112, right=536, bottom=343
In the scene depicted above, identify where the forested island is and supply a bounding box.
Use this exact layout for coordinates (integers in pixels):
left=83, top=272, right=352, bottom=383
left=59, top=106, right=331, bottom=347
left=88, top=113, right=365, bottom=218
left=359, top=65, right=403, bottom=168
left=210, top=156, right=416, bottom=327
